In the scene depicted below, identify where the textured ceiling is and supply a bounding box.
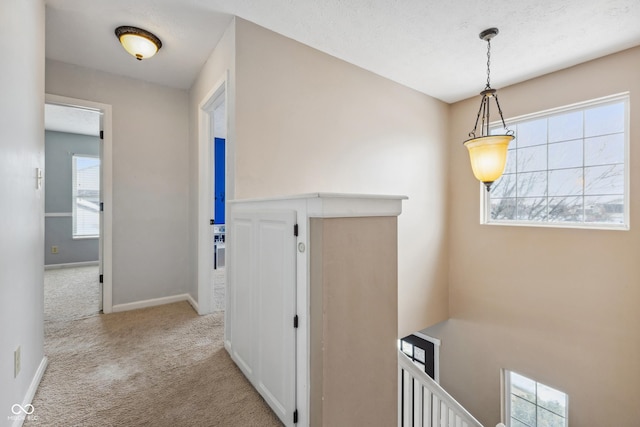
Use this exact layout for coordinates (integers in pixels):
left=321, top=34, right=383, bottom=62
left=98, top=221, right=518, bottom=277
left=45, top=104, right=100, bottom=136
left=45, top=0, right=640, bottom=104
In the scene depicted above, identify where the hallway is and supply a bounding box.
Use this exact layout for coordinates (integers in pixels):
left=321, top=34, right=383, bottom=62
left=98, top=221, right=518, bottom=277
left=26, top=301, right=281, bottom=426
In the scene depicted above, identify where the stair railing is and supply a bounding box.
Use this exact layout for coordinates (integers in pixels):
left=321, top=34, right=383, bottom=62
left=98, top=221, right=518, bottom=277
left=398, top=349, right=485, bottom=427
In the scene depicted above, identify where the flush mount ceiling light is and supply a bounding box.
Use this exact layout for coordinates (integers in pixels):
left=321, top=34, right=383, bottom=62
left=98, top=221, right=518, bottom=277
left=463, top=28, right=515, bottom=191
left=115, top=26, right=162, bottom=61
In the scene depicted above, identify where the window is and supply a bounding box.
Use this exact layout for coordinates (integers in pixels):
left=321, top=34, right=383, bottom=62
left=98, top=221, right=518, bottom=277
left=505, top=371, right=568, bottom=427
left=400, top=333, right=439, bottom=382
left=484, top=93, right=629, bottom=229
left=72, top=155, right=100, bottom=238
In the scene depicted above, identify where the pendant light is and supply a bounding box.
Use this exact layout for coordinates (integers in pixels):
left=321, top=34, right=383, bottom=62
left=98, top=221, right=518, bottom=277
left=115, top=26, right=162, bottom=61
left=463, top=28, right=514, bottom=191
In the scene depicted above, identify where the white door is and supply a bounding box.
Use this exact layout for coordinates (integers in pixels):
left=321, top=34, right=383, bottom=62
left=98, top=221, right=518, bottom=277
left=229, top=209, right=297, bottom=426
left=229, top=214, right=255, bottom=375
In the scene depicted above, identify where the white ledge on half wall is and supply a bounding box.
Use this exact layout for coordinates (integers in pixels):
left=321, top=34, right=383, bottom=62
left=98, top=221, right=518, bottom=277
left=229, top=192, right=408, bottom=219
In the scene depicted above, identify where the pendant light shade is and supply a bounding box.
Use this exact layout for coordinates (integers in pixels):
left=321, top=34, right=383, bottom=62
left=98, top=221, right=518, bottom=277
left=464, top=28, right=514, bottom=191
left=464, top=134, right=513, bottom=185
left=115, top=26, right=162, bottom=61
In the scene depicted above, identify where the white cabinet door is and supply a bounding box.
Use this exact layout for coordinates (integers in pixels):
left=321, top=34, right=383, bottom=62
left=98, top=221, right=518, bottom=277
left=229, top=209, right=297, bottom=426
left=229, top=215, right=255, bottom=375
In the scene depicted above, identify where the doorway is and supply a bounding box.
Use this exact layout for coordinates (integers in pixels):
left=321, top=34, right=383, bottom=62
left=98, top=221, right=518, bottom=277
left=212, top=104, right=226, bottom=310
left=44, top=94, right=113, bottom=314
left=197, top=76, right=229, bottom=315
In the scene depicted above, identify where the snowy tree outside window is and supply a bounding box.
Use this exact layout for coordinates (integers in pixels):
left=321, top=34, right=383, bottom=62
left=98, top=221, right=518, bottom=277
left=506, top=371, right=568, bottom=427
left=485, top=94, right=629, bottom=229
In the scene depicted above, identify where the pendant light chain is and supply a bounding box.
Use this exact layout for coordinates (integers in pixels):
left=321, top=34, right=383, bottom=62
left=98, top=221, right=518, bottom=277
left=486, top=39, right=492, bottom=90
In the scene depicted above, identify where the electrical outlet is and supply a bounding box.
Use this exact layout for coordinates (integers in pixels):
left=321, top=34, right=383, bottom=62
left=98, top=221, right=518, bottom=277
left=14, top=346, right=20, bottom=378
left=51, top=246, right=58, bottom=254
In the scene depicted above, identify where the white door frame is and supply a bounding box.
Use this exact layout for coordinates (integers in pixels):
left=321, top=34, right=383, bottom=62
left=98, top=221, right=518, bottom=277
left=45, top=94, right=114, bottom=313
left=197, top=73, right=228, bottom=315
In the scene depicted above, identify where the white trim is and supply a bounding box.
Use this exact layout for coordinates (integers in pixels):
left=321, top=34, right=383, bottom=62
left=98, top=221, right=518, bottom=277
left=500, top=368, right=507, bottom=425
left=504, top=369, right=512, bottom=426
left=187, top=294, right=199, bottom=312
left=111, top=293, right=196, bottom=313
left=11, top=357, right=48, bottom=427
left=230, top=193, right=407, bottom=218
left=45, top=94, right=113, bottom=314
left=481, top=217, right=629, bottom=231
left=197, top=72, right=228, bottom=316
left=44, top=212, right=72, bottom=217
left=44, top=261, right=99, bottom=270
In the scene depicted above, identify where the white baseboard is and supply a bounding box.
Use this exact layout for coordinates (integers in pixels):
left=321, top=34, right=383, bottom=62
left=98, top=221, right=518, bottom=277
left=45, top=261, right=99, bottom=270
left=112, top=294, right=197, bottom=313
left=187, top=294, right=199, bottom=313
left=11, top=357, right=48, bottom=427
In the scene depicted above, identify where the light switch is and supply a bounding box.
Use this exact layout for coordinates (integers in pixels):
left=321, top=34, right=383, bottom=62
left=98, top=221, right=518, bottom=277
left=36, top=168, right=43, bottom=189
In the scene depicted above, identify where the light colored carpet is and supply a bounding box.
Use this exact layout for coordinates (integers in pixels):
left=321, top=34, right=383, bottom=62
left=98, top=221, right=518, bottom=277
left=213, top=268, right=226, bottom=312
left=44, top=266, right=100, bottom=322
left=27, top=299, right=282, bottom=426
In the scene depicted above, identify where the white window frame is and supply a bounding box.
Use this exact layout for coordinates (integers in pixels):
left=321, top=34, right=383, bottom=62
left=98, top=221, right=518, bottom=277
left=502, top=370, right=569, bottom=427
left=72, top=154, right=100, bottom=239
left=482, top=92, right=630, bottom=231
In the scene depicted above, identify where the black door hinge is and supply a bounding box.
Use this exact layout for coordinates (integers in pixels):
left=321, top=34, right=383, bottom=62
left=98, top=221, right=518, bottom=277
left=100, top=202, right=104, bottom=212
left=100, top=130, right=104, bottom=140
left=210, top=219, right=215, bottom=225
left=293, top=224, right=298, bottom=237
left=293, top=409, right=298, bottom=424
left=293, top=315, right=299, bottom=328
left=99, top=274, right=103, bottom=283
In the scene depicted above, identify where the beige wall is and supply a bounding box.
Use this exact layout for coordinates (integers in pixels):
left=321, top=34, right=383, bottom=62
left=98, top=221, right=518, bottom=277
left=310, top=217, right=398, bottom=426
left=425, top=46, right=640, bottom=426
left=46, top=60, right=190, bottom=306
left=0, top=0, right=45, bottom=422
left=234, top=18, right=450, bottom=335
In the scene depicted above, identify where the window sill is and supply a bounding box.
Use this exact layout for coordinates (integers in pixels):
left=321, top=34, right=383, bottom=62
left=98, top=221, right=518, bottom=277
left=483, top=220, right=629, bottom=231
